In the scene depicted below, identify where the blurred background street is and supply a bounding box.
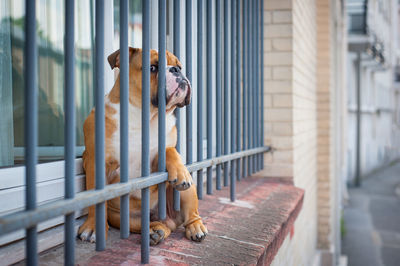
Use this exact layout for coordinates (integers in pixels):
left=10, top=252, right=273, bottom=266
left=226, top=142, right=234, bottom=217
left=342, top=161, right=400, bottom=266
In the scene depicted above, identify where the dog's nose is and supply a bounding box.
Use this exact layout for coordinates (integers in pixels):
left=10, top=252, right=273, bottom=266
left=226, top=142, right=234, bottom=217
left=169, top=66, right=180, bottom=73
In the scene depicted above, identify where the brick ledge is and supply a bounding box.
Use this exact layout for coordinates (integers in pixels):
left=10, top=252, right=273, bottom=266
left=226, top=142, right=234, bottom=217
left=37, top=176, right=304, bottom=266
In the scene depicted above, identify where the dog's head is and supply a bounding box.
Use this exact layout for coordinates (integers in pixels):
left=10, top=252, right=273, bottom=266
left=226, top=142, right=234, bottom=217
left=108, top=47, right=191, bottom=113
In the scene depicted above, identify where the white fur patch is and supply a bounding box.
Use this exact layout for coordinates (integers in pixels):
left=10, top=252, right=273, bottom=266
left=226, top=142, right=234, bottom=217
left=105, top=96, right=176, bottom=199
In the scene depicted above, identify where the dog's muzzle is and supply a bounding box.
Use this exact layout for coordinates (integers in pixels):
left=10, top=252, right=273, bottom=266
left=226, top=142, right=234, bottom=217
left=165, top=66, right=192, bottom=108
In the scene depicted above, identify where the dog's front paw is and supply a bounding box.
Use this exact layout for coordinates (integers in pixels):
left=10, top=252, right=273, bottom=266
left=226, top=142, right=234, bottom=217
left=185, top=220, right=208, bottom=242
left=167, top=163, right=192, bottom=191
left=150, top=228, right=165, bottom=246
left=77, top=217, right=109, bottom=243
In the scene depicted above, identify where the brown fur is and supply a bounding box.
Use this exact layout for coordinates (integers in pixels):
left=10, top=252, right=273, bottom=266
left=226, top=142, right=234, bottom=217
left=78, top=48, right=207, bottom=244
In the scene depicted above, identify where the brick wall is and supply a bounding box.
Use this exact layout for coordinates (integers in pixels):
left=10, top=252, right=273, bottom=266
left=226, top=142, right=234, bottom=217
left=263, top=0, right=294, bottom=178
left=316, top=0, right=334, bottom=249
left=262, top=0, right=319, bottom=265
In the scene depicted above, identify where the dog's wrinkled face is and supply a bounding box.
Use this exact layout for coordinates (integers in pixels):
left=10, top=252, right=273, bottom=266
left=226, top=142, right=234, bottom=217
left=163, top=65, right=191, bottom=109
left=108, top=47, right=191, bottom=112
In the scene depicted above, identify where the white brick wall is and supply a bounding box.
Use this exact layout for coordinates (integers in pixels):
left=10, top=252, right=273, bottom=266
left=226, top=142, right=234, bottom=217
left=262, top=0, right=319, bottom=265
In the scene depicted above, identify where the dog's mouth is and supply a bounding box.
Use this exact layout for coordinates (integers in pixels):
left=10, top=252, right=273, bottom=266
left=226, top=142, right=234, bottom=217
left=151, top=66, right=192, bottom=110
left=170, top=80, right=191, bottom=108
left=165, top=68, right=191, bottom=108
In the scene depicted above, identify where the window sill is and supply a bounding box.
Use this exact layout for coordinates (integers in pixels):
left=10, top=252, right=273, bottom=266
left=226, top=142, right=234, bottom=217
left=18, top=175, right=304, bottom=265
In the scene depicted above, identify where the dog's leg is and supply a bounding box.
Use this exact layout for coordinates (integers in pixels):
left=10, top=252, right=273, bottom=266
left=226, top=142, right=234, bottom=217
left=163, top=147, right=193, bottom=191
left=180, top=185, right=208, bottom=242
left=78, top=155, right=109, bottom=242
left=163, top=147, right=207, bottom=241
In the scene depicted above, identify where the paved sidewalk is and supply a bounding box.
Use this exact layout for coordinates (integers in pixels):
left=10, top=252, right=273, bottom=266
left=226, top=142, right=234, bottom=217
left=342, top=162, right=400, bottom=266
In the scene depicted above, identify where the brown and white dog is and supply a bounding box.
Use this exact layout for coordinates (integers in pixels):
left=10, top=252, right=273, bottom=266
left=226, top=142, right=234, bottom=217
left=77, top=47, right=207, bottom=245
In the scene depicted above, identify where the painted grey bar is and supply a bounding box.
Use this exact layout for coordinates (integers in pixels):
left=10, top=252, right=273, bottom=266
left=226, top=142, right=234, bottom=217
left=197, top=0, right=204, bottom=200
left=158, top=0, right=167, bottom=221
left=242, top=0, right=247, bottom=178
left=236, top=0, right=241, bottom=181
left=119, top=0, right=130, bottom=240
left=0, top=147, right=271, bottom=236
left=64, top=0, right=76, bottom=263
left=141, top=187, right=150, bottom=264
left=24, top=0, right=38, bottom=264
left=187, top=147, right=270, bottom=175
left=0, top=173, right=168, bottom=235
left=255, top=0, right=259, bottom=172
left=186, top=0, right=193, bottom=167
left=174, top=0, right=181, bottom=154
left=255, top=0, right=261, bottom=171
left=141, top=0, right=151, bottom=262
left=206, top=0, right=213, bottom=195
left=216, top=0, right=222, bottom=191
left=230, top=0, right=237, bottom=202
left=251, top=0, right=257, bottom=174
left=260, top=0, right=265, bottom=170
left=95, top=0, right=106, bottom=252
left=246, top=0, right=251, bottom=177
left=173, top=0, right=181, bottom=211
left=223, top=0, right=229, bottom=187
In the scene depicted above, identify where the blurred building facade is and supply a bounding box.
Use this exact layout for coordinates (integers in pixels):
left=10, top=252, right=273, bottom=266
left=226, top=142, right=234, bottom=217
left=347, top=0, right=400, bottom=186
left=263, top=0, right=400, bottom=265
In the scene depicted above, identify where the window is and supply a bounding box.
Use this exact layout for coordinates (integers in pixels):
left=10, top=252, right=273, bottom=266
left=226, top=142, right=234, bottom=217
left=1, top=0, right=96, bottom=167
left=0, top=0, right=119, bottom=246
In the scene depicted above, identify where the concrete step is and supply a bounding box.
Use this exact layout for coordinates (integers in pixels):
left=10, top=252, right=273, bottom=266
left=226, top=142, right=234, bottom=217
left=32, top=176, right=304, bottom=265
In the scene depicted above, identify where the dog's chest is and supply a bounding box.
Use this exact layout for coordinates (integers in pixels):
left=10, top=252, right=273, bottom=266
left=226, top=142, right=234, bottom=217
left=105, top=100, right=176, bottom=184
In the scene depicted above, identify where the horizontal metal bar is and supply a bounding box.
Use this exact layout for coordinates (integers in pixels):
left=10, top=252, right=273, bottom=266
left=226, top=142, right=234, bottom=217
left=0, top=172, right=168, bottom=236
left=0, top=147, right=270, bottom=236
left=186, top=146, right=269, bottom=173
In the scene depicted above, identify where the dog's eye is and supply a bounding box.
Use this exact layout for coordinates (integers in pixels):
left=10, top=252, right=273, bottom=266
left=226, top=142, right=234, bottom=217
left=150, top=65, right=158, bottom=73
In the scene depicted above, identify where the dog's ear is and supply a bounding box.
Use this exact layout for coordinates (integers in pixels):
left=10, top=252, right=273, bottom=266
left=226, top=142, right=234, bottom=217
left=107, top=47, right=137, bottom=69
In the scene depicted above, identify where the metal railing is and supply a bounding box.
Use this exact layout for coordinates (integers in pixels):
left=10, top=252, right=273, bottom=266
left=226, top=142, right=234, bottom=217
left=0, top=0, right=268, bottom=264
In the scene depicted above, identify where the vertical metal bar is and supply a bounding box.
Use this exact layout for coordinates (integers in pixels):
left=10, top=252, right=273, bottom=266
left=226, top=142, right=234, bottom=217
left=158, top=0, right=167, bottom=221
left=260, top=0, right=264, bottom=169
left=242, top=0, right=247, bottom=178
left=197, top=0, right=204, bottom=199
left=230, top=0, right=236, bottom=202
left=141, top=0, right=150, bottom=263
left=216, top=0, right=222, bottom=190
left=95, top=0, right=106, bottom=252
left=186, top=0, right=193, bottom=166
left=120, top=0, right=130, bottom=240
left=255, top=0, right=259, bottom=172
left=254, top=0, right=259, bottom=171
left=252, top=0, right=256, bottom=173
left=24, top=0, right=38, bottom=264
left=255, top=0, right=260, bottom=171
left=250, top=0, right=254, bottom=173
left=206, top=0, right=213, bottom=195
left=173, top=0, right=181, bottom=210
left=223, top=0, right=229, bottom=187
left=141, top=187, right=150, bottom=263
left=64, top=0, right=76, bottom=263
left=236, top=0, right=241, bottom=181
left=246, top=0, right=251, bottom=177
